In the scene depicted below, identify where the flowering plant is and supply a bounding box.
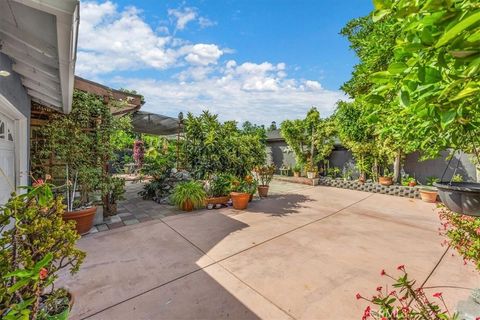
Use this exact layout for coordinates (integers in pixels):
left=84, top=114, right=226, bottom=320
left=356, top=266, right=456, bottom=319
left=133, top=140, right=145, bottom=169
left=439, top=205, right=480, bottom=270
left=0, top=179, right=85, bottom=319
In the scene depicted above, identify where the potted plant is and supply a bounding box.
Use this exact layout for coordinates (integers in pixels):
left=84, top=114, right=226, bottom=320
left=402, top=175, right=417, bottom=187
left=170, top=181, right=206, bottom=211
left=230, top=177, right=252, bottom=210
left=254, top=165, right=275, bottom=197
left=419, top=177, right=439, bottom=203
left=205, top=174, right=232, bottom=207
left=305, top=162, right=318, bottom=179
left=62, top=166, right=99, bottom=235
left=378, top=168, right=394, bottom=186
left=103, top=177, right=126, bottom=215
left=292, top=163, right=302, bottom=177
left=0, top=180, right=85, bottom=319
left=244, top=175, right=258, bottom=202
left=358, top=173, right=366, bottom=184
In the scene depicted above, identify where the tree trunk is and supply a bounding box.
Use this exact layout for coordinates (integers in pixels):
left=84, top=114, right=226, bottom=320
left=393, top=150, right=402, bottom=183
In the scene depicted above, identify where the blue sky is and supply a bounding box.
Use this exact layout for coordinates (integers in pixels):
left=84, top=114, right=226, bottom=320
left=76, top=1, right=373, bottom=125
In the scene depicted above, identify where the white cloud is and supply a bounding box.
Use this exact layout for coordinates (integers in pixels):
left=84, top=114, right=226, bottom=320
left=77, top=1, right=222, bottom=76
left=111, top=60, right=346, bottom=125
left=183, top=44, right=223, bottom=66
left=77, top=1, right=346, bottom=125
left=168, top=7, right=197, bottom=30
left=168, top=7, right=216, bottom=31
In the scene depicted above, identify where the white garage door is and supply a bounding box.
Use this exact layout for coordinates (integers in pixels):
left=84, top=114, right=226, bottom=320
left=0, top=112, right=15, bottom=206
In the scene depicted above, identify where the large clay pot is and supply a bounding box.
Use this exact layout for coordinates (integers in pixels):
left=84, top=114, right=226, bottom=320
left=63, top=207, right=97, bottom=235
left=434, top=182, right=480, bottom=216
left=258, top=185, right=269, bottom=198
left=231, top=192, right=250, bottom=210
left=379, top=176, right=393, bottom=186
left=419, top=189, right=438, bottom=203
left=181, top=200, right=194, bottom=212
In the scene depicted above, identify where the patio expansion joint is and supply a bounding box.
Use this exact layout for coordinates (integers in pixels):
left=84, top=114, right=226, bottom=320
left=81, top=192, right=375, bottom=320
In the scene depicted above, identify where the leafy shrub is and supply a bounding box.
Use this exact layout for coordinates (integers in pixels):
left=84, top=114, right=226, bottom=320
left=170, top=181, right=206, bottom=210
left=253, top=165, right=275, bottom=186
left=207, top=174, right=233, bottom=197
left=0, top=181, right=85, bottom=319
left=183, top=111, right=266, bottom=180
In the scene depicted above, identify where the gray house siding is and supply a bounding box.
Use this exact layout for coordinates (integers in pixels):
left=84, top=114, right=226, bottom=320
left=0, top=53, right=30, bottom=118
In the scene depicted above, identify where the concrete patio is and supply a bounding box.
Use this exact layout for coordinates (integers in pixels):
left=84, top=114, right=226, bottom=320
left=60, top=181, right=480, bottom=319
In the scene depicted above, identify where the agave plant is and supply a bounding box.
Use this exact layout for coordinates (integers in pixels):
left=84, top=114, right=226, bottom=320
left=170, top=181, right=206, bottom=211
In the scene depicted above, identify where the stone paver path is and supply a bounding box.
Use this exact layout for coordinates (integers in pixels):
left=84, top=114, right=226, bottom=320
left=60, top=182, right=480, bottom=320
left=91, top=180, right=313, bottom=233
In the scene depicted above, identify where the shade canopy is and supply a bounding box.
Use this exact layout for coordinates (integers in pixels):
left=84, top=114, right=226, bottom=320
left=131, top=111, right=181, bottom=136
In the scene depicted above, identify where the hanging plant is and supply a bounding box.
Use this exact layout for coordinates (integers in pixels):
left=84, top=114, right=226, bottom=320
left=133, top=140, right=145, bottom=169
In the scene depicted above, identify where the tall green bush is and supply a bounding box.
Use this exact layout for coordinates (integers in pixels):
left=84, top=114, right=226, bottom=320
left=183, top=111, right=266, bottom=179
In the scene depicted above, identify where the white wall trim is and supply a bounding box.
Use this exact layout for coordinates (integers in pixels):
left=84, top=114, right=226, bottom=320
left=0, top=94, right=28, bottom=188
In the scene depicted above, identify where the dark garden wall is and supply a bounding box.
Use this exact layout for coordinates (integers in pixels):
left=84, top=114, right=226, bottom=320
left=266, top=138, right=478, bottom=183
left=266, top=141, right=296, bottom=172
left=404, top=151, right=477, bottom=184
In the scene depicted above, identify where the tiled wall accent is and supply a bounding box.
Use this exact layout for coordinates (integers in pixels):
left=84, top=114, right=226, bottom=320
left=318, top=178, right=421, bottom=199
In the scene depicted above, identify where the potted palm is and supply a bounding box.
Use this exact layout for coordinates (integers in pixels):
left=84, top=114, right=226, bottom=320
left=230, top=177, right=252, bottom=210
left=254, top=165, right=275, bottom=197
left=171, top=181, right=206, bottom=211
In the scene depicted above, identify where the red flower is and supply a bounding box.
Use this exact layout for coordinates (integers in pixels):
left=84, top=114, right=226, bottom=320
left=39, top=268, right=48, bottom=280
left=433, top=292, right=442, bottom=298
left=363, top=306, right=371, bottom=318
left=380, top=269, right=386, bottom=276
left=397, top=264, right=405, bottom=271
left=356, top=293, right=362, bottom=300
left=376, top=286, right=382, bottom=292
left=32, top=178, right=44, bottom=187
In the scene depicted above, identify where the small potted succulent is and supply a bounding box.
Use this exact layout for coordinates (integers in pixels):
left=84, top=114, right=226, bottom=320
left=419, top=176, right=440, bottom=203
left=0, top=180, right=85, bottom=320
left=378, top=168, right=394, bottom=186
left=230, top=177, right=253, bottom=210
left=205, top=174, right=232, bottom=209
left=253, top=165, right=275, bottom=198
left=171, top=181, right=207, bottom=211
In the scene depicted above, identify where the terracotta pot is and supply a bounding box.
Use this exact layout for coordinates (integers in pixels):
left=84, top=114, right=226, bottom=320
left=420, top=189, right=438, bottom=203
left=231, top=192, right=250, bottom=210
left=258, top=185, right=269, bottom=197
left=293, top=171, right=300, bottom=178
left=205, top=196, right=230, bottom=205
left=181, top=199, right=194, bottom=212
left=379, top=176, right=393, bottom=186
left=408, top=181, right=417, bottom=187
left=63, top=207, right=96, bottom=235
